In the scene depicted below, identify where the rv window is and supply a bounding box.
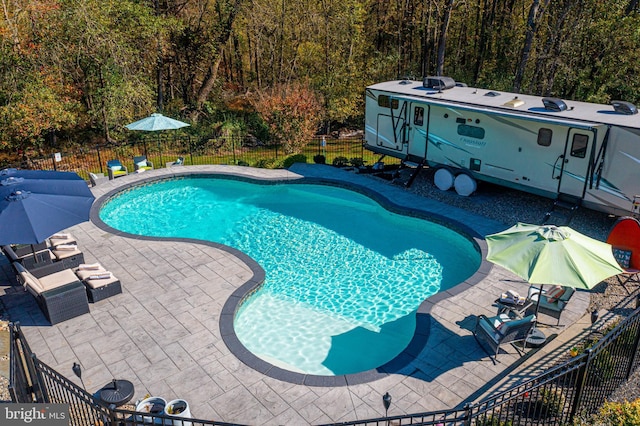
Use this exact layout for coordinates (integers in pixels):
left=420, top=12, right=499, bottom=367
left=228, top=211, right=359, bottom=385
left=457, top=124, right=485, bottom=139
left=414, top=107, right=424, bottom=126
left=570, top=134, right=589, bottom=158
left=537, top=128, right=553, bottom=147
left=378, top=95, right=399, bottom=109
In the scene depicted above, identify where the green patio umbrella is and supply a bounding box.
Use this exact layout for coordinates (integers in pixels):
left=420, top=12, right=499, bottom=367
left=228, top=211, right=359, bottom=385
left=486, top=222, right=623, bottom=341
left=485, top=222, right=623, bottom=289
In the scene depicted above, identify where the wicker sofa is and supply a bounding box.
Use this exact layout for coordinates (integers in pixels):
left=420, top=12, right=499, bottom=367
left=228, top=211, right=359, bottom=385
left=14, top=263, right=90, bottom=325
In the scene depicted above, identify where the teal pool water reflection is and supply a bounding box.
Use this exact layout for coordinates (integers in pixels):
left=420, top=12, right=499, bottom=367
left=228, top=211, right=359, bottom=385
left=100, top=177, right=480, bottom=375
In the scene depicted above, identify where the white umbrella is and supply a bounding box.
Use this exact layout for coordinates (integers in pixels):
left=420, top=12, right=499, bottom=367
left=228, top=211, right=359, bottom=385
left=124, top=113, right=189, bottom=131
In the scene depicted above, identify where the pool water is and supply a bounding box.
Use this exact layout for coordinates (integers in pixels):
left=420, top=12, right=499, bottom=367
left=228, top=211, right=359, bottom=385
left=100, top=177, right=480, bottom=375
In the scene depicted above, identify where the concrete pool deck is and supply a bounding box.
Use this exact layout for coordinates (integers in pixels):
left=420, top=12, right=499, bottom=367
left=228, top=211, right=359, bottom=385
left=0, top=164, right=591, bottom=425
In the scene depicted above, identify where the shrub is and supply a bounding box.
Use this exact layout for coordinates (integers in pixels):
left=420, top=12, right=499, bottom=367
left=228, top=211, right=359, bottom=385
left=282, top=154, right=307, bottom=168
left=592, top=349, right=616, bottom=383
left=251, top=82, right=324, bottom=154
left=313, top=154, right=326, bottom=164
left=236, top=160, right=250, bottom=167
left=592, top=399, right=640, bottom=426
left=475, top=415, right=513, bottom=426
left=332, top=156, right=349, bottom=167
left=539, top=386, right=566, bottom=417
left=254, top=158, right=277, bottom=169
left=349, top=157, right=365, bottom=167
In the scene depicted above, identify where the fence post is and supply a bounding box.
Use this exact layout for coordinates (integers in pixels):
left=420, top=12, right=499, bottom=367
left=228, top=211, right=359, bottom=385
left=569, top=349, right=592, bottom=422
left=463, top=402, right=473, bottom=426
left=187, top=135, right=193, bottom=166
left=232, top=137, right=237, bottom=164
left=96, top=146, right=103, bottom=174
left=625, top=312, right=640, bottom=380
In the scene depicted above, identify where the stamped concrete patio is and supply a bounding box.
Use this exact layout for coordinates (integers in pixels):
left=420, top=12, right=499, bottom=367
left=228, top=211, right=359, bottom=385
left=0, top=164, right=590, bottom=425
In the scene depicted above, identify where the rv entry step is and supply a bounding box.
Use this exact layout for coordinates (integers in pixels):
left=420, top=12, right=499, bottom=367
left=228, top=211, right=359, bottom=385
left=542, top=193, right=582, bottom=226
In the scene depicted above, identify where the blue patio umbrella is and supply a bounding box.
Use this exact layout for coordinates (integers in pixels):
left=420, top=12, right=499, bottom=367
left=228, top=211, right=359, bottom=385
left=0, top=170, right=94, bottom=246
left=0, top=168, right=84, bottom=180
left=124, top=113, right=190, bottom=131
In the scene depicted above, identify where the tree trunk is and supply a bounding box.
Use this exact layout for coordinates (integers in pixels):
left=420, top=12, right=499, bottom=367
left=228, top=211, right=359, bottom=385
left=193, top=0, right=243, bottom=115
left=436, top=0, right=455, bottom=76
left=513, top=0, right=550, bottom=93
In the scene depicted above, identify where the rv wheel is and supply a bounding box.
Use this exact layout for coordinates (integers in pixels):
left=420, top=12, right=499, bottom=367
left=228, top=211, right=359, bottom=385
left=434, top=168, right=454, bottom=191
left=454, top=173, right=477, bottom=196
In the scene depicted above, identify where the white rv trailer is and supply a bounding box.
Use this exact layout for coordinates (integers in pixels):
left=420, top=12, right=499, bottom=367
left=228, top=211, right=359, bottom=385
left=364, top=77, right=640, bottom=217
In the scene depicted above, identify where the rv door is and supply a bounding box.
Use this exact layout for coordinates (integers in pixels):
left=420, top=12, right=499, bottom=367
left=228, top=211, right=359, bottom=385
left=407, top=103, right=428, bottom=160
left=557, top=128, right=596, bottom=198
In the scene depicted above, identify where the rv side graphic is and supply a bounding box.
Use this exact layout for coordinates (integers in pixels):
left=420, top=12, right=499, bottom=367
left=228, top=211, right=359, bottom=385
left=364, top=78, right=640, bottom=217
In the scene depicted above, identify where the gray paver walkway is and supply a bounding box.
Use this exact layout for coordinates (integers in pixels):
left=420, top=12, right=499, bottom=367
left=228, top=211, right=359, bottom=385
left=0, top=164, right=591, bottom=425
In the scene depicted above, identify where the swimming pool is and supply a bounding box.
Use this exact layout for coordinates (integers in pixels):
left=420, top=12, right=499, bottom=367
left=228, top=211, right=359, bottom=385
left=99, top=176, right=481, bottom=376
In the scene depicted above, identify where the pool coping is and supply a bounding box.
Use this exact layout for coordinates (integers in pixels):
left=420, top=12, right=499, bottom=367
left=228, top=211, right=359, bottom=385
left=90, top=168, right=493, bottom=387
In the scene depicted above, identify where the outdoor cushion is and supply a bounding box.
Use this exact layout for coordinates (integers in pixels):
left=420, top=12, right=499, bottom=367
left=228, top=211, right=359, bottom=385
left=546, top=285, right=566, bottom=303
left=479, top=314, right=510, bottom=341
left=84, top=274, right=119, bottom=289
left=136, top=160, right=147, bottom=167
left=49, top=234, right=76, bottom=247
left=53, top=247, right=81, bottom=260
left=38, top=269, right=81, bottom=292
left=613, top=248, right=632, bottom=269
left=110, top=165, right=122, bottom=171
left=14, top=263, right=45, bottom=294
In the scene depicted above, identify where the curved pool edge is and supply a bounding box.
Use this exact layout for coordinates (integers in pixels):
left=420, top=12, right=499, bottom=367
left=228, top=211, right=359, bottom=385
left=89, top=166, right=493, bottom=387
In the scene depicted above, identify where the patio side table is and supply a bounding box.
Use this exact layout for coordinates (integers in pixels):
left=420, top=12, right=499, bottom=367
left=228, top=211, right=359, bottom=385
left=494, top=298, right=533, bottom=319
left=98, top=379, right=135, bottom=407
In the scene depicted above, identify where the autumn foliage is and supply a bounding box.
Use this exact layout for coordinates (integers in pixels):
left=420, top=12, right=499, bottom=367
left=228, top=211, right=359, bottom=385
left=251, top=82, right=323, bottom=155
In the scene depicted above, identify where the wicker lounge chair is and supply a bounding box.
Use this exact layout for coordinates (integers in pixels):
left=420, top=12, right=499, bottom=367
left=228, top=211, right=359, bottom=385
left=133, top=155, right=154, bottom=172
left=473, top=313, right=536, bottom=363
left=75, top=263, right=122, bottom=303
left=166, top=156, right=184, bottom=168
left=14, top=263, right=90, bottom=324
left=526, top=285, right=575, bottom=326
left=50, top=243, right=85, bottom=269
left=2, top=244, right=55, bottom=270
left=107, top=159, right=128, bottom=180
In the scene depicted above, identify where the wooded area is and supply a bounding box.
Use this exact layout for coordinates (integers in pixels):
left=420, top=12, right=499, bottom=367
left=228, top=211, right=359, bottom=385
left=1, top=0, right=639, bottom=155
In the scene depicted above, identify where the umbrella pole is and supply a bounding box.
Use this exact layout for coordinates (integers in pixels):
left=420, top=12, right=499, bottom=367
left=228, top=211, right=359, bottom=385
left=528, top=284, right=547, bottom=346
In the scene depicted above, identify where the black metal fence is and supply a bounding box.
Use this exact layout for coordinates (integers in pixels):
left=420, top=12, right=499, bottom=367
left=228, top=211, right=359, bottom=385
left=9, top=305, right=640, bottom=426
left=9, top=135, right=399, bottom=181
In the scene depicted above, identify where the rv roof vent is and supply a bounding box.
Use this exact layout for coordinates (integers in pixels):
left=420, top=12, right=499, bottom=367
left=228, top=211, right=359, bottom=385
left=611, top=100, right=638, bottom=115
left=542, top=97, right=568, bottom=112
left=455, top=82, right=468, bottom=87
left=423, top=76, right=456, bottom=91
left=485, top=91, right=501, bottom=97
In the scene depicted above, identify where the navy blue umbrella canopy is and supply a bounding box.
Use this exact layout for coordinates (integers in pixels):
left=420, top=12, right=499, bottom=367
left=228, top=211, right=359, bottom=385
left=0, top=169, right=94, bottom=245
left=0, top=168, right=84, bottom=181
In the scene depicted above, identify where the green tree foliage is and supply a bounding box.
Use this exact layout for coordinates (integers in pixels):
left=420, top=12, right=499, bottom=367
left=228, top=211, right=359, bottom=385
left=0, top=2, right=80, bottom=152
left=2, top=0, right=640, bottom=154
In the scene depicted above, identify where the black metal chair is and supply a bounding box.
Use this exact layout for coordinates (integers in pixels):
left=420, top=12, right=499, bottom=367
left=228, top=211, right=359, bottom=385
left=473, top=313, right=536, bottom=363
